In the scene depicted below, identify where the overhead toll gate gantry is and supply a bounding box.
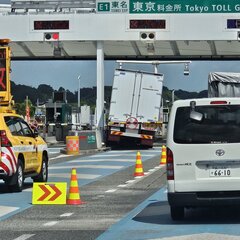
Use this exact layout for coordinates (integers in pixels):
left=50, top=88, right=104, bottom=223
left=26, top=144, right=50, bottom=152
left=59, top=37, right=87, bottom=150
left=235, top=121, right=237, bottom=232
left=2, top=0, right=240, bottom=147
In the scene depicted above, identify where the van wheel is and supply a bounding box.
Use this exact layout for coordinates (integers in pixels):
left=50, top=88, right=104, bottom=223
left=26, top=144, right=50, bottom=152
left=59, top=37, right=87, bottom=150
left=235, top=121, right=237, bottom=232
left=33, top=155, right=48, bottom=182
left=170, top=206, right=184, bottom=220
left=9, top=161, right=24, bottom=192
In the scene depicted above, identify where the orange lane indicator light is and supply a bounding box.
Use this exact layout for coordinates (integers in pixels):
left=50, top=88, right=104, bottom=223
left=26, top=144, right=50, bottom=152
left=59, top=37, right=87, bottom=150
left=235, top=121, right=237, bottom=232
left=134, top=151, right=144, bottom=177
left=67, top=168, right=85, bottom=205
left=160, top=145, right=167, bottom=165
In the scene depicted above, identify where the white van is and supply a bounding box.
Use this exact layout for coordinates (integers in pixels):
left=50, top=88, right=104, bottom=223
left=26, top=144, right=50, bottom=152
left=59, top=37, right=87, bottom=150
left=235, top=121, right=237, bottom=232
left=167, top=98, right=240, bottom=220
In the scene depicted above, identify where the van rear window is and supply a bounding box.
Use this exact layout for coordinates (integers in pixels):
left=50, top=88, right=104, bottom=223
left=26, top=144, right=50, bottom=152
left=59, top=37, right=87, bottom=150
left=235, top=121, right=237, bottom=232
left=174, top=105, right=240, bottom=144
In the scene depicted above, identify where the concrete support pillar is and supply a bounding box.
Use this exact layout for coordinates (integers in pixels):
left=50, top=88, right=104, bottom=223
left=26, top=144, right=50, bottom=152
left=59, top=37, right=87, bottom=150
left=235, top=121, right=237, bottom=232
left=96, top=41, right=105, bottom=148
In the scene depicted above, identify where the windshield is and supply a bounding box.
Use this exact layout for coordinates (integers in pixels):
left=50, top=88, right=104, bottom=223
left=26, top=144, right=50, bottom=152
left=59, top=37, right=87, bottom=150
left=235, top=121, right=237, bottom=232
left=174, top=105, right=240, bottom=144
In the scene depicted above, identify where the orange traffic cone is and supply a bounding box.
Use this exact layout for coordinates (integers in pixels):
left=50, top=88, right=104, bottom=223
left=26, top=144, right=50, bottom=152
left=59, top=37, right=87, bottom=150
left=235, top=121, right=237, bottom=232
left=67, top=168, right=85, bottom=205
left=160, top=145, right=167, bottom=165
left=134, top=151, right=144, bottom=177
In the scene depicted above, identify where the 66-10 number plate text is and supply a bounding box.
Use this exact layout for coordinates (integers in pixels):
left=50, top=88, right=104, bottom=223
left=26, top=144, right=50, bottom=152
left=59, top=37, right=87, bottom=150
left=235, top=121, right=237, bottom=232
left=209, top=168, right=231, bottom=177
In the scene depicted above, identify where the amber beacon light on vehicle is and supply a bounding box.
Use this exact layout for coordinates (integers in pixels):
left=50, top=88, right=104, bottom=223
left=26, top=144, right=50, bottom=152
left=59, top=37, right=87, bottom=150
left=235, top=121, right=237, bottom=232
left=0, top=39, right=14, bottom=112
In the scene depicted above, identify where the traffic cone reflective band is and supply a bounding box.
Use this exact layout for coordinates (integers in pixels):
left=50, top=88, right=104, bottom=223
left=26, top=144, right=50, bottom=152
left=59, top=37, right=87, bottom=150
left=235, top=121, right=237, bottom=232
left=134, top=151, right=144, bottom=177
left=67, top=168, right=85, bottom=205
left=160, top=145, right=167, bottom=165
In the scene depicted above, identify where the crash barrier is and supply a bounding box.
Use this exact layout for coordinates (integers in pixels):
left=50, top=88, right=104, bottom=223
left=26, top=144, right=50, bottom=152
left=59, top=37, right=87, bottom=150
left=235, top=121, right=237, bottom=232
left=66, top=136, right=79, bottom=155
left=68, top=130, right=97, bottom=150
left=160, top=145, right=167, bottom=165
left=67, top=168, right=85, bottom=205
left=134, top=151, right=145, bottom=177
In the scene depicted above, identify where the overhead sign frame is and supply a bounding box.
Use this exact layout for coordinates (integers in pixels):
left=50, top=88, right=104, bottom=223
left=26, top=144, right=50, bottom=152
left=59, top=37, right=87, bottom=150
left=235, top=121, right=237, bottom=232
left=97, top=0, right=240, bottom=14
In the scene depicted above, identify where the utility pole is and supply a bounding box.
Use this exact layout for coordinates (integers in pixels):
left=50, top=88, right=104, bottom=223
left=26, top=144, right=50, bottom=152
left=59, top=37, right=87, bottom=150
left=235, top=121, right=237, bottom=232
left=77, top=75, right=81, bottom=129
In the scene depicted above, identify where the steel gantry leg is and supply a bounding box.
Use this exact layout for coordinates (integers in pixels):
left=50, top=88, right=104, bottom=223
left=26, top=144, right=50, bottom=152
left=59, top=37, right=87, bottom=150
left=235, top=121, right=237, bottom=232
left=96, top=41, right=105, bottom=148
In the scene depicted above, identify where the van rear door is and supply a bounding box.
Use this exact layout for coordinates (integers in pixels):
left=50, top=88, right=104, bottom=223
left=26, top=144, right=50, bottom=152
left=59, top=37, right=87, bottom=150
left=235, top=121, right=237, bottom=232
left=171, top=100, right=240, bottom=192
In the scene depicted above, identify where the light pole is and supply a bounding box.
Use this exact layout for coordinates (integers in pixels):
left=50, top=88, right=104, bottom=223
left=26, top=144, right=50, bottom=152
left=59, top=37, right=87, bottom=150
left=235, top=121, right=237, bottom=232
left=77, top=75, right=81, bottom=128
left=172, top=89, right=175, bottom=104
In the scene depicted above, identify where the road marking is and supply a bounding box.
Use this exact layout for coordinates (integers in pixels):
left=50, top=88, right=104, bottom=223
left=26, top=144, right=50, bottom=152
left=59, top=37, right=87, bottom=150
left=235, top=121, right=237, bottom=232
left=50, top=154, right=71, bottom=160
left=0, top=206, right=19, bottom=218
left=67, top=159, right=135, bottom=163
left=157, top=233, right=240, bottom=240
left=126, top=180, right=135, bottom=183
left=118, top=184, right=127, bottom=188
left=91, top=153, right=155, bottom=157
left=13, top=234, right=35, bottom=240
left=49, top=165, right=124, bottom=170
left=91, top=154, right=121, bottom=157
left=43, top=221, right=58, bottom=227
left=148, top=169, right=155, bottom=172
left=105, top=189, right=117, bottom=193
left=60, top=213, right=74, bottom=217
left=49, top=173, right=101, bottom=179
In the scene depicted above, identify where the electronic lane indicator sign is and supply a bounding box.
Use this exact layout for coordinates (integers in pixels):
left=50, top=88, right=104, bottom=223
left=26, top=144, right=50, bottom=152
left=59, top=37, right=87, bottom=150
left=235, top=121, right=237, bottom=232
left=0, top=47, right=8, bottom=93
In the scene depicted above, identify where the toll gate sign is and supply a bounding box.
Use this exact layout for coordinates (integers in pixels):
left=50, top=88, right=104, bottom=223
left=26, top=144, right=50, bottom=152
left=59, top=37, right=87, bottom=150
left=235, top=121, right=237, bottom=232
left=0, top=47, right=7, bottom=92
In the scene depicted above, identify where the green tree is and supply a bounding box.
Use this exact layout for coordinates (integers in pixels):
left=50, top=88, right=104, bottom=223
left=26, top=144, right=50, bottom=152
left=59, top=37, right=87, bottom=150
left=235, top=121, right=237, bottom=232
left=15, top=100, right=35, bottom=117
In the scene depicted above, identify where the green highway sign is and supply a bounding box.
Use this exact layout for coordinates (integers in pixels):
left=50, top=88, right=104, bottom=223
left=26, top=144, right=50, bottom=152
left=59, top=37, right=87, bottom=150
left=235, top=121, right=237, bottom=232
left=97, top=0, right=240, bottom=14
left=130, top=0, right=240, bottom=14
left=97, top=0, right=128, bottom=13
left=97, top=2, right=110, bottom=11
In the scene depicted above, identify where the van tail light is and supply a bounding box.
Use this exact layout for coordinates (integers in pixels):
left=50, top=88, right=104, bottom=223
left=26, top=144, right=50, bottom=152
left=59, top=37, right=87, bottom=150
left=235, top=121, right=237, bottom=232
left=0, top=130, right=12, bottom=147
left=167, top=147, right=174, bottom=180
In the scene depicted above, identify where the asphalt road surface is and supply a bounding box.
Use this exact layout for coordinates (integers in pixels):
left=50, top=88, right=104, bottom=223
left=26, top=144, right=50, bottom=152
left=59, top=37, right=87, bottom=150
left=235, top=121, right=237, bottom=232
left=0, top=147, right=165, bottom=240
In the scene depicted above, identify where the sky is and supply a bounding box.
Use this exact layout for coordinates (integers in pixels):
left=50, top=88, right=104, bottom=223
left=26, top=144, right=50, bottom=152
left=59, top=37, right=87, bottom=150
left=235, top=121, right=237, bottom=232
left=9, top=60, right=240, bottom=93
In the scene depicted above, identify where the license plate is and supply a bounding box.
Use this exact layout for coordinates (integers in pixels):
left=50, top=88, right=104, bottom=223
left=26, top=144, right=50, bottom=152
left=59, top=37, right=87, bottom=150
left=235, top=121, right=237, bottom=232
left=209, top=168, right=231, bottom=177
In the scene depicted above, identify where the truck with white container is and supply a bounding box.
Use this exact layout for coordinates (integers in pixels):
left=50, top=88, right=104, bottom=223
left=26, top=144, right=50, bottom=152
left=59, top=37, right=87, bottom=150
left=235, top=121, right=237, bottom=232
left=105, top=68, right=163, bottom=148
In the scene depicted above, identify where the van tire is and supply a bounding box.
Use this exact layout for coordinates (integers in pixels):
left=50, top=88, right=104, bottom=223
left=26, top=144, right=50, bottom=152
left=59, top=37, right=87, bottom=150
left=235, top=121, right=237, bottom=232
left=33, top=155, right=48, bottom=182
left=170, top=206, right=184, bottom=220
left=9, top=160, right=24, bottom=192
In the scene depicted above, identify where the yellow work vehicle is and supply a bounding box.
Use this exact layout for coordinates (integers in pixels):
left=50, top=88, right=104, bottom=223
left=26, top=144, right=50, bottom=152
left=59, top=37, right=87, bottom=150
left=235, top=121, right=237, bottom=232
left=0, top=39, right=48, bottom=192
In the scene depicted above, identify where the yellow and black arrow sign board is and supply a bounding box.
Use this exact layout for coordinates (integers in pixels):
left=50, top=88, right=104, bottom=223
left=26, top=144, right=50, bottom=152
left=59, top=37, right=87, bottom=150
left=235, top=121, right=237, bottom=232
left=32, top=182, right=67, bottom=205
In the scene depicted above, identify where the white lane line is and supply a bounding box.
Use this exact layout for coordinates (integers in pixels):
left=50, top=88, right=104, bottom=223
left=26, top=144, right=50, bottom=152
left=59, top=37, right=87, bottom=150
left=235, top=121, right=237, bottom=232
left=13, top=234, right=35, bottom=240
left=49, top=173, right=101, bottom=179
left=0, top=206, right=19, bottom=218
left=134, top=176, right=144, bottom=179
left=118, top=184, right=127, bottom=188
left=126, top=180, right=135, bottom=183
left=111, top=150, right=134, bottom=153
left=60, top=213, right=74, bottom=217
left=49, top=165, right=124, bottom=170
left=92, top=153, right=155, bottom=157
left=50, top=154, right=71, bottom=160
left=105, top=189, right=117, bottom=193
left=91, top=154, right=121, bottom=157
left=43, top=221, right=58, bottom=227
left=67, top=159, right=135, bottom=163
left=148, top=169, right=155, bottom=172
